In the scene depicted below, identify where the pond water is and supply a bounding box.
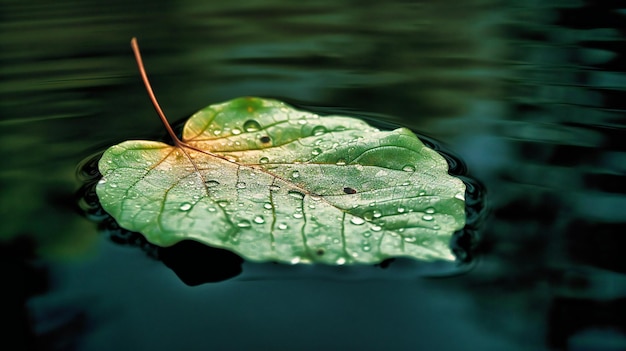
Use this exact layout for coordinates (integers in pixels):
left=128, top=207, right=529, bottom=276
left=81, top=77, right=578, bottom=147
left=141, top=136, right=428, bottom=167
left=2, top=1, right=626, bottom=350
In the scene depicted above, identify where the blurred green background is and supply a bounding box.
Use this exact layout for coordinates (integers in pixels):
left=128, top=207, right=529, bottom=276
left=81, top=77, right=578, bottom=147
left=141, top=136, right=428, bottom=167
left=1, top=0, right=625, bottom=350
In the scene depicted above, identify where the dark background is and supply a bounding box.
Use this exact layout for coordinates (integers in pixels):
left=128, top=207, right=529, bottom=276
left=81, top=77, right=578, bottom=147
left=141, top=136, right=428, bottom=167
left=1, top=0, right=625, bottom=350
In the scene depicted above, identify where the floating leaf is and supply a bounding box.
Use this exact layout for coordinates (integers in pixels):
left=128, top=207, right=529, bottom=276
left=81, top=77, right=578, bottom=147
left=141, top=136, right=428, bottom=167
left=95, top=39, right=466, bottom=265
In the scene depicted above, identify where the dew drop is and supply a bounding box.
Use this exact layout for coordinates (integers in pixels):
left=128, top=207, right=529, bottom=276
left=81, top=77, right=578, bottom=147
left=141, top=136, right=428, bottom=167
left=371, top=225, right=382, bottom=232
left=397, top=207, right=405, bottom=213
left=336, top=159, right=346, bottom=166
left=332, top=238, right=340, bottom=244
left=290, top=257, right=301, bottom=264
left=350, top=217, right=365, bottom=225
left=402, top=165, right=416, bottom=172
left=179, top=203, right=192, bottom=211
left=217, top=200, right=229, bottom=208
left=422, top=214, right=434, bottom=221
left=259, top=135, right=271, bottom=143
left=109, top=183, right=118, bottom=188
left=237, top=220, right=251, bottom=228
left=311, top=148, right=322, bottom=156
left=213, top=129, right=222, bottom=136
left=231, top=128, right=242, bottom=135
left=433, top=225, right=441, bottom=230
left=269, top=185, right=281, bottom=191
left=404, top=236, right=417, bottom=243
left=278, top=223, right=288, bottom=230
left=263, top=202, right=273, bottom=210
left=310, top=193, right=322, bottom=201
left=253, top=216, right=265, bottom=224
left=205, top=180, right=219, bottom=187
left=259, top=157, right=269, bottom=164
left=336, top=257, right=346, bottom=265
left=293, top=212, right=304, bottom=219
left=298, top=119, right=307, bottom=125
left=373, top=210, right=382, bottom=218
left=236, top=182, right=246, bottom=189
left=292, top=170, right=300, bottom=178
left=288, top=190, right=305, bottom=200
left=401, top=181, right=410, bottom=186
left=343, top=187, right=357, bottom=194
left=425, top=207, right=435, bottom=214
left=98, top=179, right=106, bottom=185
left=311, top=125, right=328, bottom=136
left=207, top=207, right=216, bottom=212
left=243, top=119, right=262, bottom=132
left=362, top=245, right=371, bottom=252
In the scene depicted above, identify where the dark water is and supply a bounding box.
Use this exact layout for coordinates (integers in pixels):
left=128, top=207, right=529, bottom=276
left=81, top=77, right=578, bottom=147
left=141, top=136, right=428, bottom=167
left=2, top=1, right=626, bottom=350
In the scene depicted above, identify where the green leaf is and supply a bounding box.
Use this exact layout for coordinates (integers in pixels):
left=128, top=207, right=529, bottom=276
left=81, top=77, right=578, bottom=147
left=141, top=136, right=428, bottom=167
left=96, top=97, right=466, bottom=265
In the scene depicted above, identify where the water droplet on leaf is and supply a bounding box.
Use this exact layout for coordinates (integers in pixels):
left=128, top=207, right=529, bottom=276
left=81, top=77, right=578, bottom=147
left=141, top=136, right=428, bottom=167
left=243, top=119, right=262, bottom=132
left=263, top=202, right=273, bottom=210
left=425, top=207, right=435, bottom=214
left=236, top=182, right=246, bottom=189
left=231, top=128, right=242, bottom=135
left=311, top=125, right=328, bottom=136
left=292, top=170, right=300, bottom=178
left=397, top=207, right=405, bottom=213
left=278, top=223, right=288, bottom=230
left=259, top=157, right=269, bottom=164
left=350, top=217, right=365, bottom=225
left=402, top=165, right=415, bottom=172
left=179, top=203, right=192, bottom=211
left=237, top=220, right=251, bottom=228
left=422, top=214, right=434, bottom=221
left=288, top=190, right=305, bottom=199
left=269, top=184, right=280, bottom=191
left=253, top=216, right=265, bottom=224
left=205, top=180, right=219, bottom=187
left=312, top=148, right=322, bottom=156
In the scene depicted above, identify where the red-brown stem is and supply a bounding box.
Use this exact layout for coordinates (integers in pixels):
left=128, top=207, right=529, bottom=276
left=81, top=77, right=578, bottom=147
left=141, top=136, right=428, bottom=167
left=130, top=37, right=182, bottom=146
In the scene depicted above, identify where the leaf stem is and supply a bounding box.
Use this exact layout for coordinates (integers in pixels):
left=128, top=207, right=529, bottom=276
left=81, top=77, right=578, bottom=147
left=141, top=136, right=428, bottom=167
left=130, top=37, right=182, bottom=146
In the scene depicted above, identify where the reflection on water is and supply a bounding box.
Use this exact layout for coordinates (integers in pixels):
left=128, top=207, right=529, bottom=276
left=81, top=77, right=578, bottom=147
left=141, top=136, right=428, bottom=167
left=1, top=0, right=626, bottom=350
